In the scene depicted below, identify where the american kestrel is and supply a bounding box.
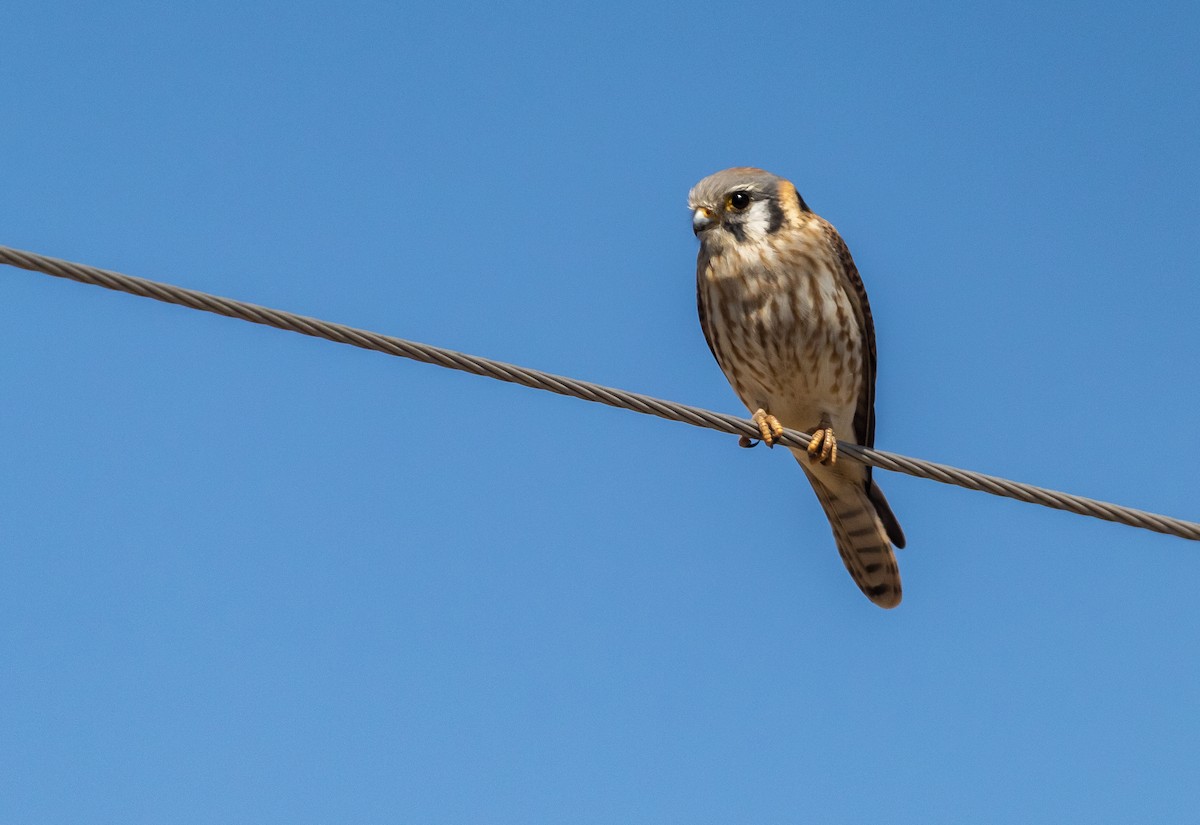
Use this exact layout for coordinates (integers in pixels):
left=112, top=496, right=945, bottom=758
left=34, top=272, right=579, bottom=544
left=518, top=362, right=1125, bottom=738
left=689, top=167, right=906, bottom=607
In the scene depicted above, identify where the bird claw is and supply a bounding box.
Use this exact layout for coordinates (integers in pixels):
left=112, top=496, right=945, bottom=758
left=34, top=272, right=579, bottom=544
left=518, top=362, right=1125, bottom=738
left=738, top=435, right=758, bottom=448
left=807, top=426, right=838, bottom=465
left=752, top=409, right=785, bottom=448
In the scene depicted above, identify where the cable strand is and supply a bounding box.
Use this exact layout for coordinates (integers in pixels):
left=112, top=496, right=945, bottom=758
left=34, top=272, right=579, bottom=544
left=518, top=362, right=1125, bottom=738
left=3, top=243, right=1197, bottom=541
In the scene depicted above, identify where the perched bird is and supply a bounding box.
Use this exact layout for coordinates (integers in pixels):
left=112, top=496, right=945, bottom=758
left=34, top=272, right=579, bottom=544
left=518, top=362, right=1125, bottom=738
left=689, top=167, right=906, bottom=607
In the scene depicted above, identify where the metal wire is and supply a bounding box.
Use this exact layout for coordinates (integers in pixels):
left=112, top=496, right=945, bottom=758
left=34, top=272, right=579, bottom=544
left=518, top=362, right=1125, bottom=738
left=3, top=242, right=1197, bottom=541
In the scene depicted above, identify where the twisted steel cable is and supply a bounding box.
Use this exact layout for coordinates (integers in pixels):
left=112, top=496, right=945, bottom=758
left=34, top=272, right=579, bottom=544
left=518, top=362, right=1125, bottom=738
left=2, top=243, right=1197, bottom=541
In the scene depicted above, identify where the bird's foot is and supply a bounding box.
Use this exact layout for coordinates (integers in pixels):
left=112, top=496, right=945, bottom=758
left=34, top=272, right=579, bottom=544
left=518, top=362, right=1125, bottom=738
left=748, top=409, right=785, bottom=448
left=807, top=421, right=838, bottom=465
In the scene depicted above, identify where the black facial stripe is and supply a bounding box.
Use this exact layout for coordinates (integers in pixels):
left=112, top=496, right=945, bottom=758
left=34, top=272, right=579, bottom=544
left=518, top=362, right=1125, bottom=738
left=766, top=198, right=784, bottom=234
left=726, top=221, right=747, bottom=242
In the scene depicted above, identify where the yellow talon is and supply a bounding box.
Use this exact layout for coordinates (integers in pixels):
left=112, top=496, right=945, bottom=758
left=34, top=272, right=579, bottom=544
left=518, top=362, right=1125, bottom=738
left=751, top=409, right=784, bottom=448
left=807, top=426, right=838, bottom=465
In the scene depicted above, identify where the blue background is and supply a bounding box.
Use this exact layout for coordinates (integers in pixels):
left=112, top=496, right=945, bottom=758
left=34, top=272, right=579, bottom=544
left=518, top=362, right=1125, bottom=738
left=3, top=2, right=1198, bottom=822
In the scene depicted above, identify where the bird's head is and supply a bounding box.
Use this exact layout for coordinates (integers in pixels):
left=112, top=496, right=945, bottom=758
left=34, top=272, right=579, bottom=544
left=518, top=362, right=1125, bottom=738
left=687, top=167, right=810, bottom=248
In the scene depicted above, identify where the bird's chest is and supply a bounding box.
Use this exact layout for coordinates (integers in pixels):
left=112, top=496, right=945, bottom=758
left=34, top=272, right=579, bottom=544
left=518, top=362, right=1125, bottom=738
left=699, top=248, right=862, bottom=416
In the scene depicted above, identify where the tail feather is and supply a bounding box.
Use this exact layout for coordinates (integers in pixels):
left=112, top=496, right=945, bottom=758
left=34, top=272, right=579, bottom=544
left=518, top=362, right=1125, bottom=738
left=804, top=469, right=903, bottom=608
left=868, top=479, right=906, bottom=549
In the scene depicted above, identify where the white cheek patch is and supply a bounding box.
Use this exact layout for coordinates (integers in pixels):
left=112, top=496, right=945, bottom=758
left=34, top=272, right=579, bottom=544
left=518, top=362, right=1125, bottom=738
left=740, top=200, right=774, bottom=239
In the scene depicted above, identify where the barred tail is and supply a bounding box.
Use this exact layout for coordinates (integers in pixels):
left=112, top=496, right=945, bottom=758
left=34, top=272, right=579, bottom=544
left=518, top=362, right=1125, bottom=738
left=804, top=469, right=903, bottom=608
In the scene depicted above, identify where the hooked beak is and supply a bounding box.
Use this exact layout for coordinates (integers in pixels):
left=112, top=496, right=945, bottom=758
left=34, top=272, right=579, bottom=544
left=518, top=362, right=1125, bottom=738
left=692, top=207, right=716, bottom=235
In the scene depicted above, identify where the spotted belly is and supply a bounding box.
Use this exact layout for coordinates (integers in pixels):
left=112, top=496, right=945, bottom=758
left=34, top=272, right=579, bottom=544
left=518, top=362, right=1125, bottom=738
left=700, top=259, right=863, bottom=437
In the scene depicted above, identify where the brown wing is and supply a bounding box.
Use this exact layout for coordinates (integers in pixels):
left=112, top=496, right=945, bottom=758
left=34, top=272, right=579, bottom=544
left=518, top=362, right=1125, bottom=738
left=695, top=253, right=722, bottom=366
left=821, top=221, right=878, bottom=450
left=821, top=221, right=906, bottom=549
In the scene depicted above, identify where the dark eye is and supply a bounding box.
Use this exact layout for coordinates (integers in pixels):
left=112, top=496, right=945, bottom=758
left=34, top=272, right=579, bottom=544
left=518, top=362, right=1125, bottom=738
left=728, top=191, right=751, bottom=211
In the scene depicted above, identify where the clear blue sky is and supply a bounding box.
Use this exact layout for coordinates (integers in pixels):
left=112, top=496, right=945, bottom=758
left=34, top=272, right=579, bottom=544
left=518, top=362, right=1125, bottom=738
left=3, top=2, right=1198, bottom=822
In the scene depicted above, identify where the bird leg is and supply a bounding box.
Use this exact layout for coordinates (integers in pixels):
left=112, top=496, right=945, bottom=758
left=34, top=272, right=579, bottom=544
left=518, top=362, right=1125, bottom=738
left=807, top=415, right=838, bottom=465
left=750, top=408, right=785, bottom=448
